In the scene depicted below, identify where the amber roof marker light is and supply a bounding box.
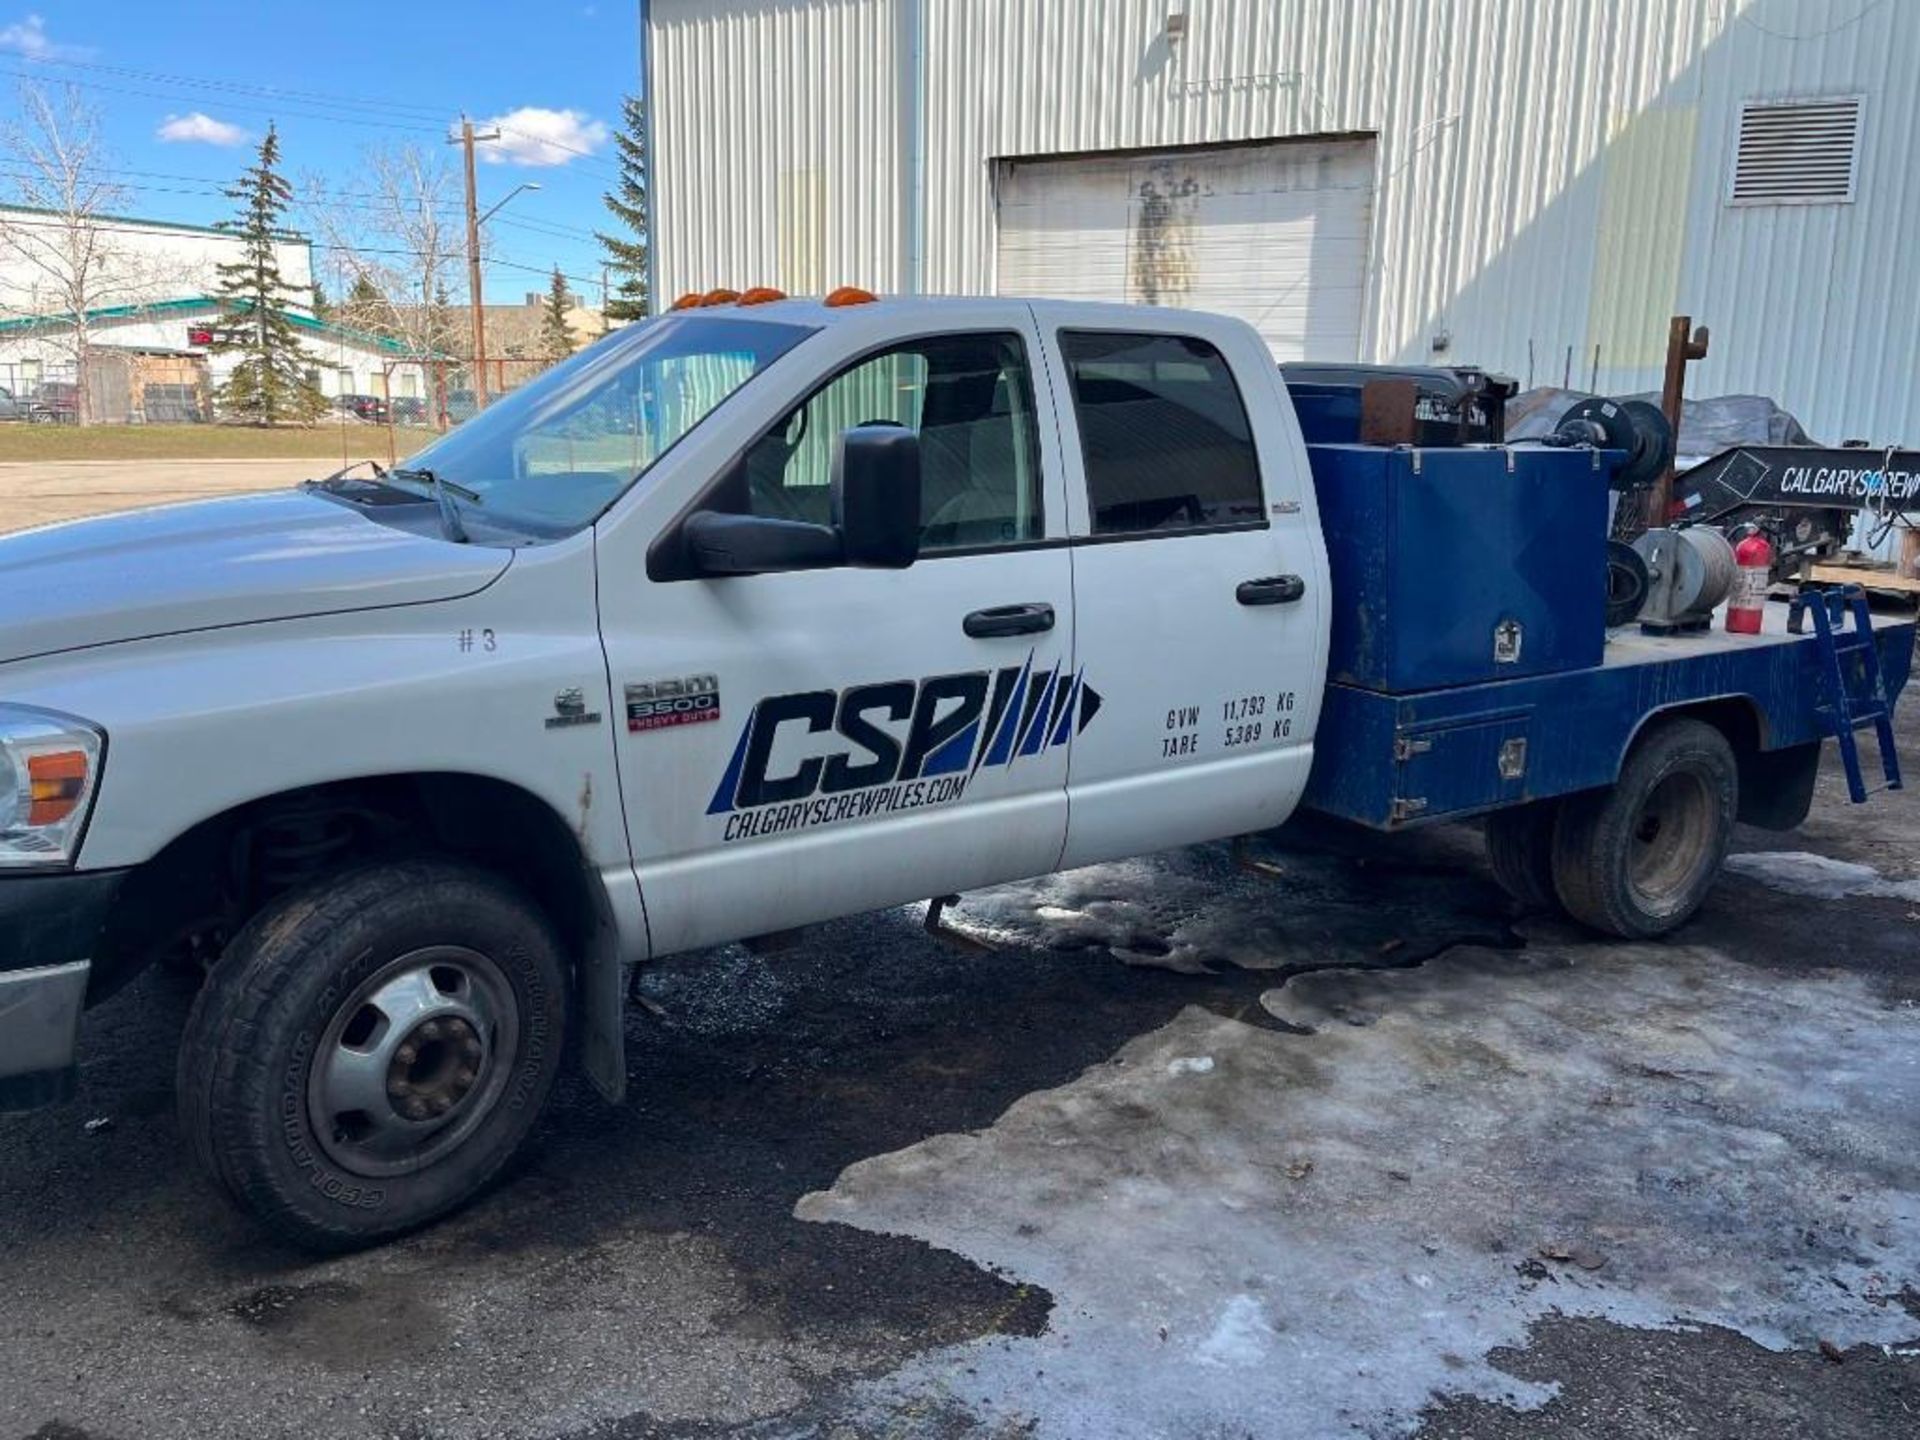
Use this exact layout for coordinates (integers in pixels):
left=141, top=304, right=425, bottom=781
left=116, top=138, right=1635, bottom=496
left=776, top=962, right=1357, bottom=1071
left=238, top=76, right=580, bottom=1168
left=738, top=286, right=787, bottom=305
left=668, top=292, right=703, bottom=311
left=698, top=288, right=742, bottom=307
left=824, top=286, right=878, bottom=307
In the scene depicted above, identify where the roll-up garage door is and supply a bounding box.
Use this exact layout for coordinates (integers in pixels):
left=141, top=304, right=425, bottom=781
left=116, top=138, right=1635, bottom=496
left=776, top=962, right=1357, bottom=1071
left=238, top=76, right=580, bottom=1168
left=994, top=137, right=1376, bottom=361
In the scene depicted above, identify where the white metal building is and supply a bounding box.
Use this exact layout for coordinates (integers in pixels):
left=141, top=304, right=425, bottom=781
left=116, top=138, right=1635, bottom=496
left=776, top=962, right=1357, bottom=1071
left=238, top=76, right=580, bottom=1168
left=0, top=209, right=429, bottom=415
left=644, top=0, right=1920, bottom=447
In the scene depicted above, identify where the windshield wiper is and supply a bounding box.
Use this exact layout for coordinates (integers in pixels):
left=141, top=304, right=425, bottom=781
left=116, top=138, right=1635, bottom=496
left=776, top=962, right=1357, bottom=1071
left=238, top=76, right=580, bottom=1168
left=389, top=466, right=483, bottom=544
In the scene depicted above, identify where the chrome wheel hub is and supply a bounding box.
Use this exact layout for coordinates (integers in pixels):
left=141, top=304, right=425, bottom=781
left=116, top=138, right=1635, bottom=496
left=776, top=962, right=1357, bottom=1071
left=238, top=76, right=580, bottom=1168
left=307, top=946, right=518, bottom=1178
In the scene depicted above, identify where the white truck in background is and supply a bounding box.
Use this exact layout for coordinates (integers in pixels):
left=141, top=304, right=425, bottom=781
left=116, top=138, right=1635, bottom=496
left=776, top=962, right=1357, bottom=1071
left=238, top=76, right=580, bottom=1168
left=0, top=293, right=1905, bottom=1249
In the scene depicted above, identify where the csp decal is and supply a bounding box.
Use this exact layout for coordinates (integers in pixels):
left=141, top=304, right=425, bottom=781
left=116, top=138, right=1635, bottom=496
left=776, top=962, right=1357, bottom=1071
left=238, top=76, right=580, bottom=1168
left=707, top=652, right=1101, bottom=843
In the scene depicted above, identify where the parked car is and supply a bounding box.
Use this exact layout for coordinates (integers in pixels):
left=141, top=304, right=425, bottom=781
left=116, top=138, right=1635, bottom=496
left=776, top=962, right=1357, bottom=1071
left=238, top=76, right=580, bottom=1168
left=28, top=381, right=79, bottom=424
left=0, top=386, right=26, bottom=421
left=444, top=389, right=478, bottom=424
left=390, top=397, right=428, bottom=426
left=332, top=393, right=388, bottom=423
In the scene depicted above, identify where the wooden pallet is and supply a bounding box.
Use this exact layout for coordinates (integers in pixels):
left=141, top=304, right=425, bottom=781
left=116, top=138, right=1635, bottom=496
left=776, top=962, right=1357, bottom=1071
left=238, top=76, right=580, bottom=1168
left=1810, top=561, right=1920, bottom=597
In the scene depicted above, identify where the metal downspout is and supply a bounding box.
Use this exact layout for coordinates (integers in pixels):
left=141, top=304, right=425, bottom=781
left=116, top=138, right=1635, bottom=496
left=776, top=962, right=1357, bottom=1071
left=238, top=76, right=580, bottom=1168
left=639, top=0, right=661, bottom=315
left=904, top=0, right=926, bottom=294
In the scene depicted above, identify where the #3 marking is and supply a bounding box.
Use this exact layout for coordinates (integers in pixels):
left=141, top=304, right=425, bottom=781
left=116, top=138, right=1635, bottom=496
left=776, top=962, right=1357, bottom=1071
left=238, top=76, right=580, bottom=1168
left=627, top=674, right=722, bottom=733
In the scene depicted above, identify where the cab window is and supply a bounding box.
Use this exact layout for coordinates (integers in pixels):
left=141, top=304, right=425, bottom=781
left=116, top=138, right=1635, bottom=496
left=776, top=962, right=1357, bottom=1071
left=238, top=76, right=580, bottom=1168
left=1059, top=330, right=1264, bottom=536
left=724, top=331, right=1045, bottom=552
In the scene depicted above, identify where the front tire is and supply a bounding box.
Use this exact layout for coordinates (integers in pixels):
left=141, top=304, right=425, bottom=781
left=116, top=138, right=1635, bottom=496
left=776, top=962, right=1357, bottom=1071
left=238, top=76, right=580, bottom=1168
left=177, top=860, right=567, bottom=1251
left=1550, top=718, right=1738, bottom=939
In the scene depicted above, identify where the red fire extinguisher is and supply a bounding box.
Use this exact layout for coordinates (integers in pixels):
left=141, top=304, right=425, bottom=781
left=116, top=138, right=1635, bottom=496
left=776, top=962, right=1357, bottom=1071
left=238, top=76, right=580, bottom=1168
left=1727, top=527, right=1773, bottom=634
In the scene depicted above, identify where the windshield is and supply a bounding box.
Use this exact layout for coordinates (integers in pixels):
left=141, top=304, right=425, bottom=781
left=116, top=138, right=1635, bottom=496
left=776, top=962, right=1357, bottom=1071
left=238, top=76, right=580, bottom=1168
left=398, top=313, right=816, bottom=536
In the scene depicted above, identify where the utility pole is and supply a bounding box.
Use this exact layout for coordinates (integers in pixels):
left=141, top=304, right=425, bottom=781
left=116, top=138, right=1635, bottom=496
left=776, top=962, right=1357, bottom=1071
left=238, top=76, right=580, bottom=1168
left=452, top=117, right=500, bottom=409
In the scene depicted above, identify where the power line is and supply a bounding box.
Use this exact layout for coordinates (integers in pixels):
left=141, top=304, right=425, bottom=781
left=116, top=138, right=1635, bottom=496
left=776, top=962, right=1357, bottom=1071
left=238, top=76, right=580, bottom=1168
left=0, top=168, right=476, bottom=220
left=483, top=121, right=620, bottom=177
left=0, top=167, right=609, bottom=241
left=12, top=54, right=452, bottom=122
left=10, top=63, right=620, bottom=176
left=0, top=64, right=451, bottom=137
left=492, top=213, right=601, bottom=242
left=0, top=212, right=604, bottom=291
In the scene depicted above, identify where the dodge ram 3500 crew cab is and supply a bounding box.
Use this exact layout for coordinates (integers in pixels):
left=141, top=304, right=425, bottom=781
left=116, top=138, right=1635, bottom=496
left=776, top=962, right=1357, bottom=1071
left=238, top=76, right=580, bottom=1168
left=0, top=295, right=1907, bottom=1248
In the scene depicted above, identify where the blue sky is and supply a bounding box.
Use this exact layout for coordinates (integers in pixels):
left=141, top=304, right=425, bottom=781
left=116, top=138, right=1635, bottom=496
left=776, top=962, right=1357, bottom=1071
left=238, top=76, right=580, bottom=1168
left=0, top=5, right=642, bottom=303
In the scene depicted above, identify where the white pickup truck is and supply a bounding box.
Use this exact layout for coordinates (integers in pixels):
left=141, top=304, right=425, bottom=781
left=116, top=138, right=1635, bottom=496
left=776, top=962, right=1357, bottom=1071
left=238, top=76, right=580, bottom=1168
left=1, top=294, right=1906, bottom=1249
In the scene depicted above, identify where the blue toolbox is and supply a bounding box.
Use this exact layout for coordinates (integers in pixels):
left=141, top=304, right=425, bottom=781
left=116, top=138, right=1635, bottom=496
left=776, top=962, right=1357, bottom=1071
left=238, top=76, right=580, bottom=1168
left=1309, top=443, right=1612, bottom=693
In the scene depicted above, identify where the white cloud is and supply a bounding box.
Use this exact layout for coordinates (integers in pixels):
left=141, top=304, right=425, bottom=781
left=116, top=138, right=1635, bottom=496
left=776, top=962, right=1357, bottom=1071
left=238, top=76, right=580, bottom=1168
left=156, top=112, right=247, bottom=147
left=0, top=13, right=91, bottom=60
left=469, top=107, right=609, bottom=167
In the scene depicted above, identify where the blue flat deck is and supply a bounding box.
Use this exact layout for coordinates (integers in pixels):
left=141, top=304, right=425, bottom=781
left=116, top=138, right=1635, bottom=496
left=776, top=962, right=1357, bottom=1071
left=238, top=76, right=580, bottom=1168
left=1302, top=601, right=1915, bottom=830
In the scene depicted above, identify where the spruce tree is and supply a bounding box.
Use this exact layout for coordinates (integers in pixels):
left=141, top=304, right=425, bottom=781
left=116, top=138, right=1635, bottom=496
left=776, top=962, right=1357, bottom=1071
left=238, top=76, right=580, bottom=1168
left=596, top=95, right=649, bottom=322
left=211, top=124, right=325, bottom=424
left=540, top=267, right=575, bottom=362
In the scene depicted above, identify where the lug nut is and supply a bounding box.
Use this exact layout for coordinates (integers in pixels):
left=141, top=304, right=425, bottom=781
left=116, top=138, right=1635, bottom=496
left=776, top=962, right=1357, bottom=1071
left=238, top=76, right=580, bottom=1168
left=396, top=1043, right=418, bottom=1066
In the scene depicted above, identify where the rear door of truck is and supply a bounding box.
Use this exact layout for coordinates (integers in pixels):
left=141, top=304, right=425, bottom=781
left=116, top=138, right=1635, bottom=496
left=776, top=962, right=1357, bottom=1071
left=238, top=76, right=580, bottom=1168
left=1032, top=307, right=1330, bottom=868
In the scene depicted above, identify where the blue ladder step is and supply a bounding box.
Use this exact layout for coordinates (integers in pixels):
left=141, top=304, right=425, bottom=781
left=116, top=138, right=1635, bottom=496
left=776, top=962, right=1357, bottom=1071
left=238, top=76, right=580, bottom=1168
left=1798, top=585, right=1903, bottom=805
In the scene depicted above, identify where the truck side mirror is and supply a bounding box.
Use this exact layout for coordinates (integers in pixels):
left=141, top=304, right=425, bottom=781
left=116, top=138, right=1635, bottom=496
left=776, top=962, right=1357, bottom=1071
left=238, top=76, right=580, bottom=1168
left=833, top=424, right=920, bottom=569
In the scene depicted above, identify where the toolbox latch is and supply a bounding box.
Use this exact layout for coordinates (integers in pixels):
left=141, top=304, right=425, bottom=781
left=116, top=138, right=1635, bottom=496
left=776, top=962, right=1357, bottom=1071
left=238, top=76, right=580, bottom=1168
left=1498, top=736, right=1529, bottom=780
left=1394, top=735, right=1434, bottom=762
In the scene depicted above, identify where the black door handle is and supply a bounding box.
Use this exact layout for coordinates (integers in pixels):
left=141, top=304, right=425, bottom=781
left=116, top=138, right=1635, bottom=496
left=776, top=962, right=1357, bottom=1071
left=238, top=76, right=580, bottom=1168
left=1237, top=575, right=1307, bottom=606
left=964, top=602, right=1056, bottom=638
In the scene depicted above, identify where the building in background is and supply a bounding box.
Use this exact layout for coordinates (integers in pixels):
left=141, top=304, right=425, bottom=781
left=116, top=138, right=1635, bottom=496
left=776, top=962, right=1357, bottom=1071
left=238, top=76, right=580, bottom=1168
left=645, top=0, right=1920, bottom=448
left=477, top=292, right=608, bottom=364
left=0, top=208, right=429, bottom=420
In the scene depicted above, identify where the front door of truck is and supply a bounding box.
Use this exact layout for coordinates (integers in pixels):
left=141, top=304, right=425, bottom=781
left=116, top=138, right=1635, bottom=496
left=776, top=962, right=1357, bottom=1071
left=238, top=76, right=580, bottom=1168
left=1036, top=317, right=1329, bottom=869
left=597, top=312, right=1079, bottom=955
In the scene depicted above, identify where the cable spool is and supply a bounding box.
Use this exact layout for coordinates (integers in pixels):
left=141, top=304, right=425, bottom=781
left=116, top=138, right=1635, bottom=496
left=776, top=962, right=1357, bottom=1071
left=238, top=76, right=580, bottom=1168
left=1554, top=397, right=1675, bottom=492
left=1631, top=526, right=1736, bottom=634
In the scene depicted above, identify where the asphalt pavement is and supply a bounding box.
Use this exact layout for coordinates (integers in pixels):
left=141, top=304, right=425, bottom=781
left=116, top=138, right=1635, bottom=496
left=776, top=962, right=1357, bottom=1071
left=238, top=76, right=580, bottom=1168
left=3, top=650, right=1918, bottom=1440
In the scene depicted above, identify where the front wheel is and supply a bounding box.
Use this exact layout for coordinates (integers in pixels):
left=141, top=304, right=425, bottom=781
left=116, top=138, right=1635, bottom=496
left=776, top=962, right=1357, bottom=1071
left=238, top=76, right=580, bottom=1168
left=177, top=860, right=568, bottom=1251
left=1550, top=718, right=1738, bottom=939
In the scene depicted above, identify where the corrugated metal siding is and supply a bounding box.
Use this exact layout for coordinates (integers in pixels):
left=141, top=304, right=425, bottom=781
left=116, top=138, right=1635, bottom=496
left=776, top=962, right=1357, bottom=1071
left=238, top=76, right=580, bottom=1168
left=651, top=0, right=1920, bottom=448
left=649, top=0, right=906, bottom=299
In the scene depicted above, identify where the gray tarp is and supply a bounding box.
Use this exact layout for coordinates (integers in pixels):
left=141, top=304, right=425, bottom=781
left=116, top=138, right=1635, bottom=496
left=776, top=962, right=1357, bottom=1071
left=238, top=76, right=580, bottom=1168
left=1506, top=389, right=1815, bottom=465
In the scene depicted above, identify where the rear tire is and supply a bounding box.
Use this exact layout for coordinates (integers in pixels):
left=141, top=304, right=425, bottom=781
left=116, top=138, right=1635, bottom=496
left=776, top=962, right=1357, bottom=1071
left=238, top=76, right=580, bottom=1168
left=1550, top=719, right=1738, bottom=939
left=1485, top=800, right=1562, bottom=911
left=177, top=859, right=567, bottom=1252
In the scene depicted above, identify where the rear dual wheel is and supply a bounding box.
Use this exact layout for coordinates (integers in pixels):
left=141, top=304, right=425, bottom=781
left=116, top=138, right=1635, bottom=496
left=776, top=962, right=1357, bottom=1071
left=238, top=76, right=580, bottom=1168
left=1484, top=718, right=1738, bottom=940
left=177, top=860, right=568, bottom=1252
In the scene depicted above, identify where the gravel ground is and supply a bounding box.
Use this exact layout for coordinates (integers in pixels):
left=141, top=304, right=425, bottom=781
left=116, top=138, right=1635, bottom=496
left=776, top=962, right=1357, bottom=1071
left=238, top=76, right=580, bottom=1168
left=2, top=648, right=1917, bottom=1440
left=0, top=459, right=332, bottom=533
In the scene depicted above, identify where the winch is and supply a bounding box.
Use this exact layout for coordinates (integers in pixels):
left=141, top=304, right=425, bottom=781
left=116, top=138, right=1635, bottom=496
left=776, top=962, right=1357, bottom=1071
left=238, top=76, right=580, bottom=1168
left=1631, top=526, right=1737, bottom=634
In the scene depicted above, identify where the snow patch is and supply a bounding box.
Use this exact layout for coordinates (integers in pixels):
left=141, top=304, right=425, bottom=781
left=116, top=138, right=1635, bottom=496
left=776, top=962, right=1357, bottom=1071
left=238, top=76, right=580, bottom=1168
left=799, top=944, right=1920, bottom=1437
left=1193, top=1294, right=1278, bottom=1368
left=1726, top=850, right=1920, bottom=904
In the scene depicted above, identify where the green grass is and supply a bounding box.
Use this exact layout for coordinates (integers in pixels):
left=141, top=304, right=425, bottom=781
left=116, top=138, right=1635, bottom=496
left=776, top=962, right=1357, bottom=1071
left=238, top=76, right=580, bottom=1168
left=0, top=422, right=436, bottom=463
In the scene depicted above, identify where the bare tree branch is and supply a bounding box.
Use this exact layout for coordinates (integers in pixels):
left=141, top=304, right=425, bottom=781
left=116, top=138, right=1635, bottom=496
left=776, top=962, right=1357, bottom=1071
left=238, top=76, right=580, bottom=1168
left=300, top=141, right=465, bottom=368
left=0, top=82, right=192, bottom=423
